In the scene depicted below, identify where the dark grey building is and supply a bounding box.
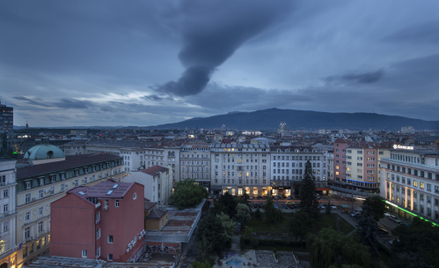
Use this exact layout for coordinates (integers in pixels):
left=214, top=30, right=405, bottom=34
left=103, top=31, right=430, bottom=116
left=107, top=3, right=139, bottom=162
left=0, top=101, right=13, bottom=132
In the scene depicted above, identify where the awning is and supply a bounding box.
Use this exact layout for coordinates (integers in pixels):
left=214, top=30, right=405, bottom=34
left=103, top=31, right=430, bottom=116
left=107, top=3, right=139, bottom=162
left=316, top=188, right=330, bottom=191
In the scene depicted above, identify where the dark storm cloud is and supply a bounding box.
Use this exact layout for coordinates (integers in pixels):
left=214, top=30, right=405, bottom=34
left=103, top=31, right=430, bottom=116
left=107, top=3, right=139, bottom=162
left=342, top=70, right=384, bottom=83
left=383, top=21, right=439, bottom=43
left=52, top=99, right=92, bottom=109
left=155, top=0, right=292, bottom=96
left=13, top=96, right=48, bottom=107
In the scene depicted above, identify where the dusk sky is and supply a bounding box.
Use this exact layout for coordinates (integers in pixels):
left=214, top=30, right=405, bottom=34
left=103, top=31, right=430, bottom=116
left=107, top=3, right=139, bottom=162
left=1, top=0, right=439, bottom=127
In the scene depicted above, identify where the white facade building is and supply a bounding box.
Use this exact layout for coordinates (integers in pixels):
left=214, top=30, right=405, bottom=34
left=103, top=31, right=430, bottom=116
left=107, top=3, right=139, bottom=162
left=0, top=160, right=17, bottom=267
left=124, top=165, right=173, bottom=205
left=380, top=149, right=439, bottom=224
left=210, top=144, right=271, bottom=197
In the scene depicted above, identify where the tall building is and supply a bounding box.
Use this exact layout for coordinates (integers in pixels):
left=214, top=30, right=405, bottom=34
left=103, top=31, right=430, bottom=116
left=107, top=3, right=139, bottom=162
left=15, top=141, right=124, bottom=267
left=380, top=148, right=439, bottom=224
left=270, top=146, right=329, bottom=197
left=210, top=144, right=271, bottom=197
left=0, top=160, right=17, bottom=268
left=50, top=181, right=145, bottom=262
left=0, top=102, right=13, bottom=132
left=180, top=142, right=211, bottom=190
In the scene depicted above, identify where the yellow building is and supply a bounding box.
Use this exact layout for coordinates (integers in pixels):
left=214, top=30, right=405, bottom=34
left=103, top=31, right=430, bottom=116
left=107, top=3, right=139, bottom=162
left=15, top=142, right=124, bottom=267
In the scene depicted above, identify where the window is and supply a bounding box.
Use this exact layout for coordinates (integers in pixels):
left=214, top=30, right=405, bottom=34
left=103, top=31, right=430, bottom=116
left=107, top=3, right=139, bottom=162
left=108, top=254, right=113, bottom=261
left=115, top=200, right=119, bottom=207
left=82, top=250, right=87, bottom=258
left=25, top=181, right=31, bottom=190
left=25, top=193, right=31, bottom=203
left=108, top=235, right=113, bottom=243
left=420, top=182, right=424, bottom=189
left=3, top=222, right=8, bottom=232
left=25, top=212, right=30, bottom=221
left=97, top=228, right=101, bottom=240
left=39, top=207, right=43, bottom=216
left=96, top=247, right=101, bottom=258
left=3, top=189, right=8, bottom=198
left=25, top=227, right=31, bottom=239
left=133, top=193, right=137, bottom=200
left=414, top=181, right=418, bottom=187
left=3, top=204, right=7, bottom=213
left=38, top=221, right=44, bottom=233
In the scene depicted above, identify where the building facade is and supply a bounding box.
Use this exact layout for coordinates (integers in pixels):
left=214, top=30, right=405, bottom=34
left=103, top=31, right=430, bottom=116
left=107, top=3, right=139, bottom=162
left=380, top=148, right=439, bottom=224
left=15, top=143, right=124, bottom=268
left=270, top=146, right=328, bottom=197
left=0, top=102, right=13, bottom=132
left=0, top=160, right=17, bottom=268
left=210, top=144, right=271, bottom=197
left=50, top=181, right=145, bottom=262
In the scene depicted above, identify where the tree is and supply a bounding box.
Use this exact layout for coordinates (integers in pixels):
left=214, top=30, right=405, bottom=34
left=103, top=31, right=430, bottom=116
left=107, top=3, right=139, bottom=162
left=218, top=192, right=237, bottom=218
left=170, top=179, right=208, bottom=210
left=263, top=196, right=283, bottom=223
left=299, top=160, right=320, bottom=219
left=254, top=208, right=262, bottom=219
left=326, top=200, right=332, bottom=215
left=290, top=209, right=312, bottom=247
left=217, top=212, right=237, bottom=243
left=190, top=261, right=213, bottom=268
left=197, top=213, right=227, bottom=256
left=236, top=203, right=251, bottom=226
left=390, top=217, right=439, bottom=268
left=356, top=204, right=380, bottom=256
left=307, top=227, right=371, bottom=268
left=363, top=196, right=386, bottom=221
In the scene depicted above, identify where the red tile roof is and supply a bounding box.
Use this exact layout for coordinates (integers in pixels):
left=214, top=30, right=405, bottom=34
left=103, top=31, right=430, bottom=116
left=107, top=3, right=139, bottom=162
left=141, top=165, right=169, bottom=176
left=68, top=180, right=136, bottom=199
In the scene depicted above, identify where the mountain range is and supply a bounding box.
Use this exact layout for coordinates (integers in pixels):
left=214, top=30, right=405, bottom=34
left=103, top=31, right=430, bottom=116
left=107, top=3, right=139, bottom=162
left=147, top=108, right=439, bottom=130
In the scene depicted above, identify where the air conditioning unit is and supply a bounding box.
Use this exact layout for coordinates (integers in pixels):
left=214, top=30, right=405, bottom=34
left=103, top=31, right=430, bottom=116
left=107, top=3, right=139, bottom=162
left=32, top=197, right=37, bottom=201
left=45, top=190, right=50, bottom=194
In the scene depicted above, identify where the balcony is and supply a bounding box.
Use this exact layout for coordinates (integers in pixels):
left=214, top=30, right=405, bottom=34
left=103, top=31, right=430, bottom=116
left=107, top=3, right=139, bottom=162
left=24, top=236, right=34, bottom=243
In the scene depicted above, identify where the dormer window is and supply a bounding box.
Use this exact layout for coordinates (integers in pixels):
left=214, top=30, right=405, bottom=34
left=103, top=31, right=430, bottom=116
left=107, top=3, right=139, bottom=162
left=25, top=181, right=31, bottom=190
left=50, top=176, right=56, bottom=183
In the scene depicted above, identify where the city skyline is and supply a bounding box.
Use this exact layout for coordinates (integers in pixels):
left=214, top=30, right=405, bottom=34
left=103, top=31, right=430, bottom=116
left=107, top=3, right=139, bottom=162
left=1, top=0, right=439, bottom=127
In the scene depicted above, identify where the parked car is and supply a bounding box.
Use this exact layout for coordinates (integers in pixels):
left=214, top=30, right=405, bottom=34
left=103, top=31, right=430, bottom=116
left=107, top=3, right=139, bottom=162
left=286, top=201, right=295, bottom=205
left=283, top=204, right=289, bottom=209
left=253, top=203, right=259, bottom=208
left=351, top=212, right=361, bottom=218
left=384, top=212, right=391, bottom=217
left=289, top=204, right=296, bottom=209
left=320, top=205, right=326, bottom=210
left=377, top=228, right=389, bottom=235
left=331, top=205, right=337, bottom=210
left=274, top=205, right=279, bottom=209
left=389, top=215, right=402, bottom=224
left=249, top=196, right=254, bottom=200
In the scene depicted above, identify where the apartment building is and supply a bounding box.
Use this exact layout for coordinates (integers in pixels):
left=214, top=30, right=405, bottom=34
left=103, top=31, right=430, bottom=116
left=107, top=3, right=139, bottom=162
left=0, top=102, right=13, bottom=132
left=210, top=144, right=271, bottom=197
left=380, top=148, right=439, bottom=224
left=15, top=142, right=124, bottom=268
left=144, top=143, right=181, bottom=183
left=124, top=166, right=173, bottom=205
left=180, top=142, right=211, bottom=191
left=270, top=146, right=328, bottom=197
left=50, top=181, right=145, bottom=262
left=0, top=160, right=17, bottom=268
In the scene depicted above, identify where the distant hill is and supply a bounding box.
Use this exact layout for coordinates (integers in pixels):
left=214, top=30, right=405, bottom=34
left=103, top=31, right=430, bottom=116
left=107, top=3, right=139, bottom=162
left=147, top=108, right=439, bottom=130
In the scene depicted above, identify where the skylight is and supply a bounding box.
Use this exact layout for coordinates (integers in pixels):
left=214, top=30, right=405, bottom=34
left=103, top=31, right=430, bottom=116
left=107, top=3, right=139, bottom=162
left=112, top=184, right=119, bottom=189
left=78, top=191, right=86, bottom=196
left=107, top=190, right=113, bottom=195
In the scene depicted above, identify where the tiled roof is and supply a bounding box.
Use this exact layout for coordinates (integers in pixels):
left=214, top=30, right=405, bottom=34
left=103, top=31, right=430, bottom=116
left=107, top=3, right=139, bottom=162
left=141, top=165, right=169, bottom=176
left=144, top=199, right=157, bottom=211
left=68, top=180, right=135, bottom=199
left=334, top=138, right=351, bottom=143
left=16, top=153, right=122, bottom=180
left=146, top=208, right=167, bottom=219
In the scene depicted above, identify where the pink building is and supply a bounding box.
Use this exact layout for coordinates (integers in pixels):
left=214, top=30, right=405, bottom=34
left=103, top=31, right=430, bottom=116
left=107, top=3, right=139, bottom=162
left=333, top=138, right=351, bottom=182
left=50, top=181, right=145, bottom=262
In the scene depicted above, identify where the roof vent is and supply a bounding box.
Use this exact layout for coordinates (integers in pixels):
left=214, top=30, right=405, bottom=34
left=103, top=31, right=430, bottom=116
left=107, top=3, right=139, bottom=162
left=107, top=190, right=113, bottom=195
left=78, top=191, right=86, bottom=196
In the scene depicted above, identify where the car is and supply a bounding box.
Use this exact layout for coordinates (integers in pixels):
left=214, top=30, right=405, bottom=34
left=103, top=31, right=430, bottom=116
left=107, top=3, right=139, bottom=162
left=287, top=196, right=292, bottom=200
left=253, top=203, right=259, bottom=208
left=289, top=204, right=296, bottom=209
left=331, top=205, right=337, bottom=210
left=286, top=201, right=295, bottom=205
left=389, top=215, right=402, bottom=224
left=249, top=196, right=254, bottom=200
left=320, top=205, right=326, bottom=210
left=283, top=204, right=289, bottom=209
left=384, top=212, right=391, bottom=217
left=273, top=205, right=279, bottom=209
left=351, top=212, right=361, bottom=217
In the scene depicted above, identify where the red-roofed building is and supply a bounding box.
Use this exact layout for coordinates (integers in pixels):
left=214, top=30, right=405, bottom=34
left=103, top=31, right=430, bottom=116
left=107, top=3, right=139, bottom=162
left=50, top=181, right=145, bottom=262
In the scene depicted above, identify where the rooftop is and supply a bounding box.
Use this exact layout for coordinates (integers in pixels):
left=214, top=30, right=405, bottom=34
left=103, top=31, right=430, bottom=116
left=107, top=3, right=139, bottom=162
left=16, top=153, right=122, bottom=179
left=141, top=165, right=169, bottom=176
left=68, top=180, right=135, bottom=199
left=146, top=208, right=167, bottom=219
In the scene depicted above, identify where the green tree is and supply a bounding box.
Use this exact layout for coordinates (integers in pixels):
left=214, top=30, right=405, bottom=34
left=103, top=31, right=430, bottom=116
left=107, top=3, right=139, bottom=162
left=217, top=212, right=237, bottom=242
left=299, top=160, right=320, bottom=219
left=190, top=261, right=213, bottom=268
left=236, top=203, right=251, bottom=226
left=390, top=217, right=439, bottom=268
left=211, top=199, right=227, bottom=216
left=326, top=200, right=332, bottom=215
left=197, top=213, right=227, bottom=256
left=170, top=179, right=208, bottom=210
left=356, top=204, right=380, bottom=256
left=290, top=209, right=312, bottom=247
left=254, top=208, right=262, bottom=219
left=218, top=192, right=237, bottom=218
left=363, top=196, right=386, bottom=221
left=307, top=227, right=371, bottom=268
left=263, top=196, right=283, bottom=223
